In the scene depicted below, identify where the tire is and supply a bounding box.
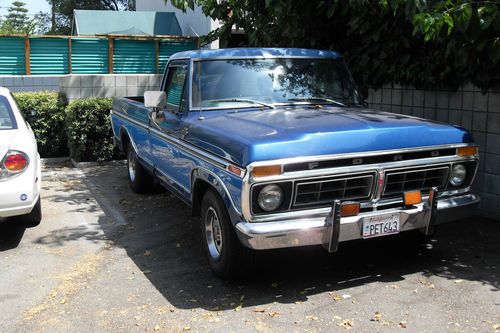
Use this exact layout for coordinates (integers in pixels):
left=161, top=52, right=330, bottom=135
left=14, top=196, right=41, bottom=228
left=127, top=144, right=154, bottom=194
left=201, top=189, right=254, bottom=279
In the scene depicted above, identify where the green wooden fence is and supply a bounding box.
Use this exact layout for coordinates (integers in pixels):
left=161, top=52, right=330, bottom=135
left=0, top=35, right=198, bottom=75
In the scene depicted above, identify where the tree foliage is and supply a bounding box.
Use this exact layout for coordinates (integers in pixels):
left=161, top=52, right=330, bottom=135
left=45, top=0, right=135, bottom=35
left=168, top=0, right=499, bottom=91
left=0, top=1, right=37, bottom=34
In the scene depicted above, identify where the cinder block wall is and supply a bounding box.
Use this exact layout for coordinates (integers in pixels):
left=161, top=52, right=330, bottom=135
left=0, top=75, right=61, bottom=92
left=0, top=74, right=162, bottom=101
left=59, top=74, right=162, bottom=101
left=368, top=84, right=500, bottom=220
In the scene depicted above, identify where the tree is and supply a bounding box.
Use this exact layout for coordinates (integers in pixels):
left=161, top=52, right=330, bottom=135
left=166, top=0, right=499, bottom=91
left=0, top=1, right=36, bottom=34
left=45, top=0, right=136, bottom=35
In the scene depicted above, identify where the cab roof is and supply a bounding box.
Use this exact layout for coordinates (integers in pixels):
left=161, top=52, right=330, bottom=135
left=169, top=48, right=342, bottom=61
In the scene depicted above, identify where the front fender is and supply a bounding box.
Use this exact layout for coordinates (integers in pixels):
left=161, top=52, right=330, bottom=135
left=191, top=167, right=242, bottom=224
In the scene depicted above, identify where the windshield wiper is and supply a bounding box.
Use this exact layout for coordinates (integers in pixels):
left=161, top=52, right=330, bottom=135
left=288, top=97, right=346, bottom=107
left=210, top=98, right=275, bottom=109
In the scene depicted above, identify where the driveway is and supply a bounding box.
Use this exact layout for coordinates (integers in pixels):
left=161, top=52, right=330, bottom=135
left=1, top=164, right=499, bottom=333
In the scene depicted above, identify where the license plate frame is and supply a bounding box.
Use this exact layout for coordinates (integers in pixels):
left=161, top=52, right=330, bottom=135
left=362, top=213, right=400, bottom=239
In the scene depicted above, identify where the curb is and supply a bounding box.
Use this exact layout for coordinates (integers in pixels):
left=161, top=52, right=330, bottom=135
left=40, top=157, right=70, bottom=166
left=70, top=158, right=126, bottom=168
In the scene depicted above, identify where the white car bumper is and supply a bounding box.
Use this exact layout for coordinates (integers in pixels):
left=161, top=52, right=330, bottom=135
left=0, top=154, right=41, bottom=219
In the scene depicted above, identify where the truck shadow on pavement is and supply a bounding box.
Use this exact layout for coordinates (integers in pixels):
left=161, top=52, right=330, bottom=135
left=40, top=165, right=500, bottom=311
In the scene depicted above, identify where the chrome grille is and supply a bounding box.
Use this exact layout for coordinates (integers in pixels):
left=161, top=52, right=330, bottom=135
left=383, top=166, right=449, bottom=196
left=293, top=174, right=374, bottom=207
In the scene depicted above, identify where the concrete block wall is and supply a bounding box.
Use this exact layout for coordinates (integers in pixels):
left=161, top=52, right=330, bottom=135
left=0, top=74, right=162, bottom=101
left=0, top=75, right=61, bottom=92
left=367, top=84, right=500, bottom=220
left=59, top=74, right=162, bottom=101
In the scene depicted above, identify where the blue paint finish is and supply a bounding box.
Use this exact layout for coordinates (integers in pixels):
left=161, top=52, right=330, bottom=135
left=183, top=107, right=472, bottom=166
left=111, top=47, right=475, bottom=223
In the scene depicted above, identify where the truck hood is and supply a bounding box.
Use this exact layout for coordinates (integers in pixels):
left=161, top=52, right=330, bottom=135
left=185, top=106, right=472, bottom=166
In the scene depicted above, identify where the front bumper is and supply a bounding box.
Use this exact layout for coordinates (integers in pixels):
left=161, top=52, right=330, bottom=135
left=235, top=193, right=480, bottom=250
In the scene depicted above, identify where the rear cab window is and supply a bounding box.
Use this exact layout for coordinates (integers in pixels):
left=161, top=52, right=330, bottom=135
left=0, top=95, right=17, bottom=130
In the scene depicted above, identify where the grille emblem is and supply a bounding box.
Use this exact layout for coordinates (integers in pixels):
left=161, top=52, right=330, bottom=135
left=431, top=150, right=440, bottom=157
left=394, top=154, right=403, bottom=161
left=352, top=158, right=363, bottom=165
left=308, top=162, right=319, bottom=170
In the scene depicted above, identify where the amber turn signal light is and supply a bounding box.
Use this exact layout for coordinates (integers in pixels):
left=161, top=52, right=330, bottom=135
left=341, top=202, right=360, bottom=217
left=403, top=191, right=422, bottom=206
left=457, top=146, right=478, bottom=157
left=251, top=165, right=281, bottom=178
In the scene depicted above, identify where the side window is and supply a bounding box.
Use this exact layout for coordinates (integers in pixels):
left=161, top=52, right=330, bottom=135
left=164, top=65, right=188, bottom=114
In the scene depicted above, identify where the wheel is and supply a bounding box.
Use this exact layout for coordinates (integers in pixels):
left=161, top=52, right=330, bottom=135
left=14, top=196, right=41, bottom=228
left=201, top=189, right=254, bottom=279
left=127, top=144, right=154, bottom=193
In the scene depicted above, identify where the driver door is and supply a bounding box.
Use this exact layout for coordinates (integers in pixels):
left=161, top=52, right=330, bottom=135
left=150, top=61, right=190, bottom=198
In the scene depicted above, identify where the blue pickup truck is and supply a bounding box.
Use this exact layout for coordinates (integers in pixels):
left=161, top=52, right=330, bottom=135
left=111, top=48, right=480, bottom=278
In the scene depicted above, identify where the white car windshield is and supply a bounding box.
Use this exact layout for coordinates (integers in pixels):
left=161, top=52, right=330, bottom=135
left=191, top=58, right=362, bottom=109
left=0, top=96, right=16, bottom=130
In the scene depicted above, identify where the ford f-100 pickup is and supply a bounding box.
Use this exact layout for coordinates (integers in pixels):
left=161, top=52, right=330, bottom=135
left=111, top=48, right=480, bottom=278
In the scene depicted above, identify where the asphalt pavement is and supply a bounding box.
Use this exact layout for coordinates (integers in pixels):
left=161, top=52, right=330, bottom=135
left=0, top=164, right=499, bottom=333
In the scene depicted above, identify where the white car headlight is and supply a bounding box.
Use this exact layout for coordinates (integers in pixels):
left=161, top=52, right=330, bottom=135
left=257, top=184, right=283, bottom=211
left=449, top=164, right=466, bottom=187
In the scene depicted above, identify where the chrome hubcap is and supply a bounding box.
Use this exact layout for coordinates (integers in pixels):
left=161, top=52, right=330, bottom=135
left=205, top=206, right=223, bottom=260
left=128, top=150, right=136, bottom=182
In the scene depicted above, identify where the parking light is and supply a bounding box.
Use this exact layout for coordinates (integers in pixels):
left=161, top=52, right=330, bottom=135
left=252, top=165, right=282, bottom=178
left=341, top=202, right=360, bottom=217
left=457, top=146, right=478, bottom=157
left=403, top=191, right=422, bottom=206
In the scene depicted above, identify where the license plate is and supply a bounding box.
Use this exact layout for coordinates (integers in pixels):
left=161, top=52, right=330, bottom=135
left=362, top=213, right=400, bottom=239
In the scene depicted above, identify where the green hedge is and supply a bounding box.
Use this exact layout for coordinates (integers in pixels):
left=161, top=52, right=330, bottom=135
left=13, top=91, right=68, bottom=157
left=66, top=97, right=121, bottom=162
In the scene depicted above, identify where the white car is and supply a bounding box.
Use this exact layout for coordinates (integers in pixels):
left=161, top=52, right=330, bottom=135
left=0, top=87, right=41, bottom=227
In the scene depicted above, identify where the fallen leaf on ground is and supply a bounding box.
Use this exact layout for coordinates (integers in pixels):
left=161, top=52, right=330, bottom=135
left=399, top=321, right=407, bottom=328
left=387, top=284, right=399, bottom=289
left=183, top=326, right=190, bottom=331
left=253, top=308, right=265, bottom=313
left=306, top=315, right=319, bottom=321
left=271, top=282, right=279, bottom=288
left=493, top=324, right=500, bottom=330
left=342, top=294, right=351, bottom=299
left=60, top=299, right=66, bottom=304
left=454, top=279, right=464, bottom=284
left=144, top=250, right=151, bottom=256
left=339, top=319, right=354, bottom=329
left=142, top=270, right=152, bottom=274
left=268, top=311, right=280, bottom=317
left=176, top=243, right=181, bottom=248
left=371, top=312, right=382, bottom=322
left=333, top=295, right=343, bottom=301
left=154, top=325, right=160, bottom=331
left=234, top=305, right=242, bottom=312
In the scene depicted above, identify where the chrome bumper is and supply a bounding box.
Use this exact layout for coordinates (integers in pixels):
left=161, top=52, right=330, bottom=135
left=235, top=193, right=480, bottom=250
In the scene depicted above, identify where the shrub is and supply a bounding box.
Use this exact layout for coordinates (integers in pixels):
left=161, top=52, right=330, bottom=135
left=13, top=91, right=68, bottom=157
left=66, top=97, right=121, bottom=162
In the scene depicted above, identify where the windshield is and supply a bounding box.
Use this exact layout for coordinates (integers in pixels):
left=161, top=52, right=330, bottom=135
left=0, top=96, right=16, bottom=130
left=192, top=58, right=362, bottom=109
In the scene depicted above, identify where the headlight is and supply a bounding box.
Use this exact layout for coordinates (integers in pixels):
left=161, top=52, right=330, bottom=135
left=449, top=164, right=466, bottom=186
left=257, top=184, right=283, bottom=211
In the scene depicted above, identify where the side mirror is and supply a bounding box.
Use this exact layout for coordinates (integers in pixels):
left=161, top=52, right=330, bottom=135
left=144, top=91, right=166, bottom=109
left=26, top=109, right=37, bottom=120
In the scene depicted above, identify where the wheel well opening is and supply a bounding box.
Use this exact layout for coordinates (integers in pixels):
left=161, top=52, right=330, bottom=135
left=192, top=179, right=212, bottom=217
left=120, top=131, right=130, bottom=152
